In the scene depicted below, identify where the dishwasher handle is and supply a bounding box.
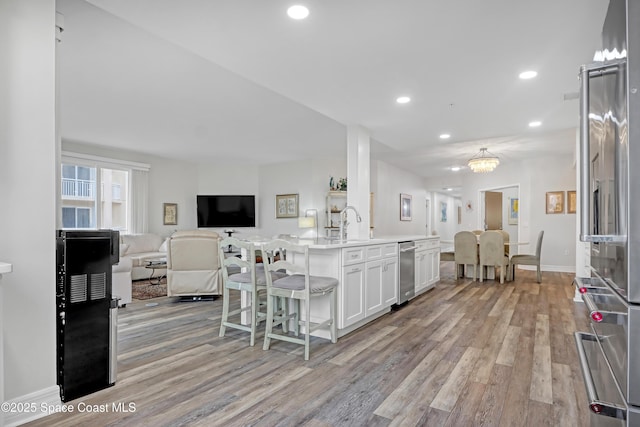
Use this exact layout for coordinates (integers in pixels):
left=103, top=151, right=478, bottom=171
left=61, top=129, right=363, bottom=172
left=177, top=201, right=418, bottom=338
left=400, top=246, right=417, bottom=253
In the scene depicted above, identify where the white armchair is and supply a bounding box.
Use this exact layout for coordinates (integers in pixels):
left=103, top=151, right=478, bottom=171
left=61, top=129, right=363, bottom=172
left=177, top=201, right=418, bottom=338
left=167, top=230, right=222, bottom=298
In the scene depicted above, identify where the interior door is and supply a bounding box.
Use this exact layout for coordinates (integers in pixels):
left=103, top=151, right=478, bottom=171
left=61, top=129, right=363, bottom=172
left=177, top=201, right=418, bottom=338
left=485, top=191, right=503, bottom=230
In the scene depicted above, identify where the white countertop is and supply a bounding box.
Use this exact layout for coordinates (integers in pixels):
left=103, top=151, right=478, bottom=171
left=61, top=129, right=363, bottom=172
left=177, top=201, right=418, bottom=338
left=0, top=262, right=12, bottom=274
left=242, top=235, right=439, bottom=250
left=296, top=235, right=439, bottom=249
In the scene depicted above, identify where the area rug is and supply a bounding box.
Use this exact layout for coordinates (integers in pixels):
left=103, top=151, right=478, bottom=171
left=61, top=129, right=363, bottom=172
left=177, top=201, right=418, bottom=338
left=131, top=279, right=167, bottom=300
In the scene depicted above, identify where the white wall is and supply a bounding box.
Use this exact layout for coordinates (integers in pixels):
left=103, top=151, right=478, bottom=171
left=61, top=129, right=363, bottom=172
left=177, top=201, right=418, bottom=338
left=528, top=155, right=576, bottom=269
left=196, top=159, right=347, bottom=239
left=57, top=145, right=432, bottom=244
left=0, top=0, right=58, bottom=408
left=454, top=152, right=576, bottom=271
left=256, top=158, right=346, bottom=239
left=62, top=141, right=199, bottom=238
left=431, top=192, right=461, bottom=241
left=371, top=160, right=428, bottom=237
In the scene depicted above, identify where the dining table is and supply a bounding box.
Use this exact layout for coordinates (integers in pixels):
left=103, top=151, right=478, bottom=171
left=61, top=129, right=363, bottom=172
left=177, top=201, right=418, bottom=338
left=441, top=236, right=529, bottom=280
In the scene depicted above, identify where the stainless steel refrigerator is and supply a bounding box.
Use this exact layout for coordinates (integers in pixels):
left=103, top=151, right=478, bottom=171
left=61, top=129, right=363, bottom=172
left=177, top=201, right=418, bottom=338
left=574, top=0, right=640, bottom=425
left=56, top=230, right=119, bottom=402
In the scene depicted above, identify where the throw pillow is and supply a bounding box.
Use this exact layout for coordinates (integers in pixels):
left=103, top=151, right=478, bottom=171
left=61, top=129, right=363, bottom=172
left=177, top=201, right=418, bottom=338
left=119, top=243, right=129, bottom=256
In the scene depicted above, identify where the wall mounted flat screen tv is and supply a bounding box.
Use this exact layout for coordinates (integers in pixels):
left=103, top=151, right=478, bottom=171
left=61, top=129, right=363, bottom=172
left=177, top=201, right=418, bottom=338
left=197, top=195, right=256, bottom=228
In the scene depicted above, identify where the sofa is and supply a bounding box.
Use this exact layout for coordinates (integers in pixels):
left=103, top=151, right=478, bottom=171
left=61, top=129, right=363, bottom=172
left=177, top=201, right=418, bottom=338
left=167, top=230, right=222, bottom=297
left=120, top=233, right=168, bottom=281
left=112, top=256, right=132, bottom=307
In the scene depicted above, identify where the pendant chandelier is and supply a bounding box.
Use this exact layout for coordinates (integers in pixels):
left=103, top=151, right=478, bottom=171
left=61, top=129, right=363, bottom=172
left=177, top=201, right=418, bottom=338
left=468, top=147, right=500, bottom=173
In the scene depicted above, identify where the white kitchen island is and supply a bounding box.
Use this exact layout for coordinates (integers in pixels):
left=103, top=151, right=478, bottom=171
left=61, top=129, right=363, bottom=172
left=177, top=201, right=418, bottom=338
left=242, top=235, right=439, bottom=339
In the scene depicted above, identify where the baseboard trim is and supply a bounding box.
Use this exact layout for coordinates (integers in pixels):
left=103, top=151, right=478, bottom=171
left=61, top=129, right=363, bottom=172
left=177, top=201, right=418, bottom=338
left=517, top=264, right=575, bottom=273
left=3, top=385, right=60, bottom=427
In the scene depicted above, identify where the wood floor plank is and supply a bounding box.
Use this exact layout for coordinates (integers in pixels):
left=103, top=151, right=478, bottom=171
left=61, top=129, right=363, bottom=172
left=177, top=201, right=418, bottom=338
left=443, top=381, right=486, bottom=427
left=552, top=362, right=580, bottom=426
left=329, top=325, right=397, bottom=366
left=530, top=313, right=553, bottom=404
left=495, top=325, right=521, bottom=367
left=498, top=335, right=534, bottom=427
left=488, top=286, right=515, bottom=317
left=525, top=400, right=554, bottom=426
left=475, top=363, right=512, bottom=427
left=374, top=335, right=457, bottom=419
left=384, top=358, right=456, bottom=426
left=430, top=346, right=483, bottom=412
left=25, top=263, right=591, bottom=427
left=430, top=311, right=466, bottom=342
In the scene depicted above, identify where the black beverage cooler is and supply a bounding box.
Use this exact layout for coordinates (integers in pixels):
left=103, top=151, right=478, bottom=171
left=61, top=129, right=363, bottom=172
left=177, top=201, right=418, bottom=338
left=56, top=230, right=119, bottom=402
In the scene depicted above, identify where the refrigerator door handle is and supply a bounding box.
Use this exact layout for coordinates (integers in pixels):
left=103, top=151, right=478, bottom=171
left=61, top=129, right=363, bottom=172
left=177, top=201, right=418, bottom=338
left=574, top=332, right=627, bottom=419
left=579, top=60, right=627, bottom=243
left=582, top=292, right=627, bottom=324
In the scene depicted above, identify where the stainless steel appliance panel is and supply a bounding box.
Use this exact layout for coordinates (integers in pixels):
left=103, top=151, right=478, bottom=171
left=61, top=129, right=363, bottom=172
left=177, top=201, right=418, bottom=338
left=576, top=1, right=640, bottom=424
left=628, top=306, right=640, bottom=406
left=583, top=286, right=628, bottom=400
left=626, top=0, right=640, bottom=304
left=398, top=242, right=416, bottom=304
left=581, top=59, right=628, bottom=298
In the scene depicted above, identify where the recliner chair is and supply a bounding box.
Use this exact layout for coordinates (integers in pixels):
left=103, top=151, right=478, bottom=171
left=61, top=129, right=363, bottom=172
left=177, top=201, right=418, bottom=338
left=167, top=230, right=222, bottom=297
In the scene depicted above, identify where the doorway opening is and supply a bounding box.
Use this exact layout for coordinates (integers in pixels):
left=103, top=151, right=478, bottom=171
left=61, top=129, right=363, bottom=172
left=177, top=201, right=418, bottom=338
left=479, top=184, right=521, bottom=253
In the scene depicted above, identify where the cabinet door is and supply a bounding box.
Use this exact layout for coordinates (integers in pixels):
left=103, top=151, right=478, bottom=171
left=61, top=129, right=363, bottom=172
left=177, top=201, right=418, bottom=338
left=429, top=248, right=440, bottom=283
left=415, top=250, right=428, bottom=293
left=341, top=263, right=365, bottom=328
left=365, top=259, right=384, bottom=317
left=382, top=256, right=398, bottom=306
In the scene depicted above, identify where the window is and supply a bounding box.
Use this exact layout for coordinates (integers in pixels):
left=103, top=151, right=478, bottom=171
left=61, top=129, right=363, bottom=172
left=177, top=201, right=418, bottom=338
left=62, top=207, right=91, bottom=228
left=60, top=152, right=150, bottom=233
left=60, top=161, right=130, bottom=232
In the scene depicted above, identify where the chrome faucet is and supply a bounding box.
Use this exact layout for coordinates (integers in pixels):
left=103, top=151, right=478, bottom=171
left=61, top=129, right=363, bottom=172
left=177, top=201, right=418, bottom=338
left=339, top=205, right=362, bottom=241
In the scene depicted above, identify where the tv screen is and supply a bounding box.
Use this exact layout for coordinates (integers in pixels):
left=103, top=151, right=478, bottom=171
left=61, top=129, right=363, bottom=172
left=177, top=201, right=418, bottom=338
left=197, top=195, right=256, bottom=228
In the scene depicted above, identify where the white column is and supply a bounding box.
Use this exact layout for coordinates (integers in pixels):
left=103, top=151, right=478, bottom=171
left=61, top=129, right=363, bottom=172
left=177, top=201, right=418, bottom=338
left=346, top=125, right=371, bottom=240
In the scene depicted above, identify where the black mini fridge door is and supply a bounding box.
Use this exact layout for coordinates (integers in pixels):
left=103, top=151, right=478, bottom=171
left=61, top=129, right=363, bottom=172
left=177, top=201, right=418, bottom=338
left=56, top=230, right=117, bottom=402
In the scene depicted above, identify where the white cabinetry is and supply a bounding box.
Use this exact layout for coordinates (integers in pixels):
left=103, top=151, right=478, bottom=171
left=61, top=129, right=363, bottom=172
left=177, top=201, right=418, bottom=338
left=340, top=242, right=398, bottom=328
left=381, top=255, right=398, bottom=306
left=415, top=238, right=440, bottom=296
left=341, top=246, right=365, bottom=326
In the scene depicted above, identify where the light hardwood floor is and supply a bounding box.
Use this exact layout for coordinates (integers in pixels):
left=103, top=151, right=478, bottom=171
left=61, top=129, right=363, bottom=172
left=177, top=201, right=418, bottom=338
left=27, top=264, right=591, bottom=427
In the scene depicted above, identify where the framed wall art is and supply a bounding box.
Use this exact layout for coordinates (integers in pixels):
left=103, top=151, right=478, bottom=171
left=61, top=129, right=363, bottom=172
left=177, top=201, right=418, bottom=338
left=440, top=201, right=447, bottom=222
left=163, top=203, right=178, bottom=225
left=567, top=190, right=577, bottom=214
left=545, top=191, right=564, bottom=214
left=276, top=193, right=299, bottom=218
left=509, top=198, right=519, bottom=225
left=400, top=193, right=412, bottom=221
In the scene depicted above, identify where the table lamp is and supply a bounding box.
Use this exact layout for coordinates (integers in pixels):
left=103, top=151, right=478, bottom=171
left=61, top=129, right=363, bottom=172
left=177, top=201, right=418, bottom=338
left=298, top=209, right=318, bottom=238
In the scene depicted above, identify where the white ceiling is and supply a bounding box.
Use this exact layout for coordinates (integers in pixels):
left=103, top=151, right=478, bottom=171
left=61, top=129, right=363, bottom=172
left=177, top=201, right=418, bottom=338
left=57, top=0, right=609, bottom=192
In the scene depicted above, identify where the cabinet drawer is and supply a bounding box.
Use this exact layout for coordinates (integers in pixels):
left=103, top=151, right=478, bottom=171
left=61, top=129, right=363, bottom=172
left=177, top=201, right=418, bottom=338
left=382, top=243, right=398, bottom=257
left=365, top=243, right=398, bottom=261
left=366, top=245, right=383, bottom=261
left=342, top=247, right=365, bottom=265
left=415, top=239, right=439, bottom=250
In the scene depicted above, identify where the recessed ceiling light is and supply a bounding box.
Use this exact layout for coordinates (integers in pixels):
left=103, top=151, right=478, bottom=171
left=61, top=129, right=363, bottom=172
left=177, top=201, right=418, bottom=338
left=519, top=70, right=538, bottom=80
left=445, top=188, right=453, bottom=191
left=439, top=133, right=451, bottom=139
left=529, top=120, right=542, bottom=127
left=287, top=5, right=309, bottom=20
left=396, top=96, right=411, bottom=104
left=450, top=166, right=461, bottom=172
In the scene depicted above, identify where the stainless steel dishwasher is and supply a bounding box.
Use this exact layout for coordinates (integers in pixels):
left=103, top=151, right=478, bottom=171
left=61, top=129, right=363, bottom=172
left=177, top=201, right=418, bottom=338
left=397, top=241, right=416, bottom=305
